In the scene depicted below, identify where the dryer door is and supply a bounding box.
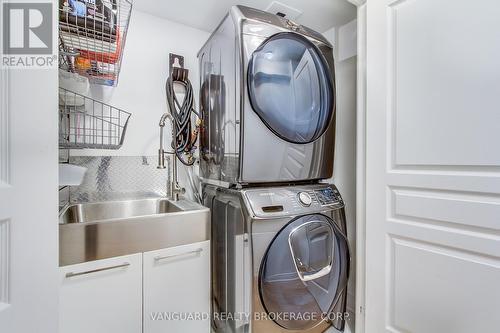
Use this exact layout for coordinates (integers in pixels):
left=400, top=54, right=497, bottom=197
left=259, top=214, right=349, bottom=331
left=247, top=32, right=334, bottom=144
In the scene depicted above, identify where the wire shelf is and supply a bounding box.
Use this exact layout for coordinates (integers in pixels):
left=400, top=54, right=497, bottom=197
left=59, top=87, right=131, bottom=149
left=58, top=0, right=133, bottom=87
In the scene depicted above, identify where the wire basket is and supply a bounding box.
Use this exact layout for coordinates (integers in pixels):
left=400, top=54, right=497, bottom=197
left=59, top=87, right=131, bottom=149
left=58, top=0, right=133, bottom=87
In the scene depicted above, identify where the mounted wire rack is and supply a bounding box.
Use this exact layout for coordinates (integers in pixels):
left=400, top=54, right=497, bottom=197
left=58, top=0, right=133, bottom=87
left=59, top=87, right=131, bottom=149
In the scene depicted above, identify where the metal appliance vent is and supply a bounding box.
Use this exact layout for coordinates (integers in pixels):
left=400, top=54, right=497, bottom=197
left=265, top=1, right=302, bottom=20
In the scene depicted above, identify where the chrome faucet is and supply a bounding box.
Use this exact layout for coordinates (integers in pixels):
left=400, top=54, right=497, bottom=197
left=158, top=113, right=184, bottom=201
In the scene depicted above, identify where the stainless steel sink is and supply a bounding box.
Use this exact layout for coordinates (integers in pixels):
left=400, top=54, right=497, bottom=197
left=59, top=198, right=209, bottom=266
left=59, top=198, right=184, bottom=224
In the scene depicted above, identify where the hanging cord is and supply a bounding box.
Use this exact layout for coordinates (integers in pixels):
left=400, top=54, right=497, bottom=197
left=165, top=73, right=200, bottom=166
left=186, top=165, right=202, bottom=203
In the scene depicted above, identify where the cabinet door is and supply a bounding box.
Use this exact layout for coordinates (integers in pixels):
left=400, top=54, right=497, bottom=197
left=59, top=254, right=142, bottom=333
left=143, top=241, right=210, bottom=333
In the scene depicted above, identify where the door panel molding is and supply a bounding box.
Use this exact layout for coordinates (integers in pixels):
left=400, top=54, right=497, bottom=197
left=0, top=219, right=9, bottom=310
left=390, top=187, right=500, bottom=233
left=387, top=0, right=500, bottom=169
left=390, top=165, right=500, bottom=173
left=387, top=218, right=500, bottom=258
left=0, top=69, right=9, bottom=185
left=0, top=62, right=11, bottom=316
left=387, top=236, right=500, bottom=333
left=387, top=172, right=500, bottom=193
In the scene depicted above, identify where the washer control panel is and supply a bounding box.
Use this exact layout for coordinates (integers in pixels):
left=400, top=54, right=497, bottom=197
left=244, top=184, right=344, bottom=217
left=314, top=187, right=338, bottom=205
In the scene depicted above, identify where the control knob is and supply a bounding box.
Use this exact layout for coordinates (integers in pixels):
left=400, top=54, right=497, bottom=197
left=298, top=192, right=312, bottom=206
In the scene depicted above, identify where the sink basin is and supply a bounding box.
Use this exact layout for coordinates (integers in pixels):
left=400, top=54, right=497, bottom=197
left=59, top=198, right=209, bottom=266
left=59, top=198, right=184, bottom=224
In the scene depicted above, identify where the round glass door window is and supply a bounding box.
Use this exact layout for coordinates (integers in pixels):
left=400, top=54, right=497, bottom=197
left=259, top=214, right=349, bottom=330
left=247, top=33, right=334, bottom=144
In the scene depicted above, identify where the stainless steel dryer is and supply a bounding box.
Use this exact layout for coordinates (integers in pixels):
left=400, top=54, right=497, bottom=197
left=198, top=5, right=336, bottom=186
left=204, top=183, right=350, bottom=333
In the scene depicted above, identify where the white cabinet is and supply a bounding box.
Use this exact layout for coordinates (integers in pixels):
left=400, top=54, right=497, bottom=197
left=59, top=254, right=142, bottom=333
left=143, top=240, right=210, bottom=333
left=59, top=241, right=211, bottom=333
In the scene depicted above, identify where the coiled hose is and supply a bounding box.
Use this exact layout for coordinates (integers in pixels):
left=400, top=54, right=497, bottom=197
left=165, top=74, right=199, bottom=166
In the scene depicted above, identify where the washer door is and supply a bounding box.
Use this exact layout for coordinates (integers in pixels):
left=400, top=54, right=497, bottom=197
left=259, top=214, right=349, bottom=330
left=247, top=32, right=334, bottom=144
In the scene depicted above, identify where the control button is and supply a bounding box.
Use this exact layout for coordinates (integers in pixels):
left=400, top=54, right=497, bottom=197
left=298, top=192, right=312, bottom=206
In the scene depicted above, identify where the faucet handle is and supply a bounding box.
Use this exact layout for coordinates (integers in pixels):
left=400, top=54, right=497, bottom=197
left=158, top=149, right=167, bottom=169
left=173, top=183, right=185, bottom=194
left=171, top=182, right=185, bottom=201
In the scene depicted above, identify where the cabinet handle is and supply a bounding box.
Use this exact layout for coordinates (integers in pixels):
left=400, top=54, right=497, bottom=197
left=65, top=262, right=131, bottom=278
left=154, top=248, right=203, bottom=262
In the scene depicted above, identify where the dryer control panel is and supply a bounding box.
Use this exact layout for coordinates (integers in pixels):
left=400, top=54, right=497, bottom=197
left=244, top=184, right=344, bottom=217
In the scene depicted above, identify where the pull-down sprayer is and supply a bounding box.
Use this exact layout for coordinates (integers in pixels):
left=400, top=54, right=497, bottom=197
left=158, top=113, right=184, bottom=201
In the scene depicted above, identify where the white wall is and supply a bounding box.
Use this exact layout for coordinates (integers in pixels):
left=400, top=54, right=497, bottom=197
left=338, top=19, right=357, bottom=62
left=72, top=9, right=210, bottom=157
left=324, top=18, right=358, bottom=322
left=323, top=26, right=336, bottom=47
left=335, top=54, right=357, bottom=314
left=69, top=10, right=210, bottom=199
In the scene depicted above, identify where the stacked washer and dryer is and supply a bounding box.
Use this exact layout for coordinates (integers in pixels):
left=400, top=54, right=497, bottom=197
left=198, top=6, right=350, bottom=333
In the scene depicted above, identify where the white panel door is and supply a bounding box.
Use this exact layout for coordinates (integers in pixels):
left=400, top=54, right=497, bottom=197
left=365, top=0, right=500, bottom=332
left=0, top=66, right=12, bottom=329
left=143, top=241, right=210, bottom=333
left=59, top=254, right=143, bottom=333
left=0, top=48, right=58, bottom=331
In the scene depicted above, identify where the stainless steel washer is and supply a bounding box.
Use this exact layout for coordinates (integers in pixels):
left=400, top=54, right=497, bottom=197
left=204, top=183, right=350, bottom=333
left=198, top=6, right=336, bottom=186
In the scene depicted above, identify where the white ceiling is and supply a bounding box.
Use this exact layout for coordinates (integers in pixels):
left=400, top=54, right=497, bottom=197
left=133, top=0, right=356, bottom=33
